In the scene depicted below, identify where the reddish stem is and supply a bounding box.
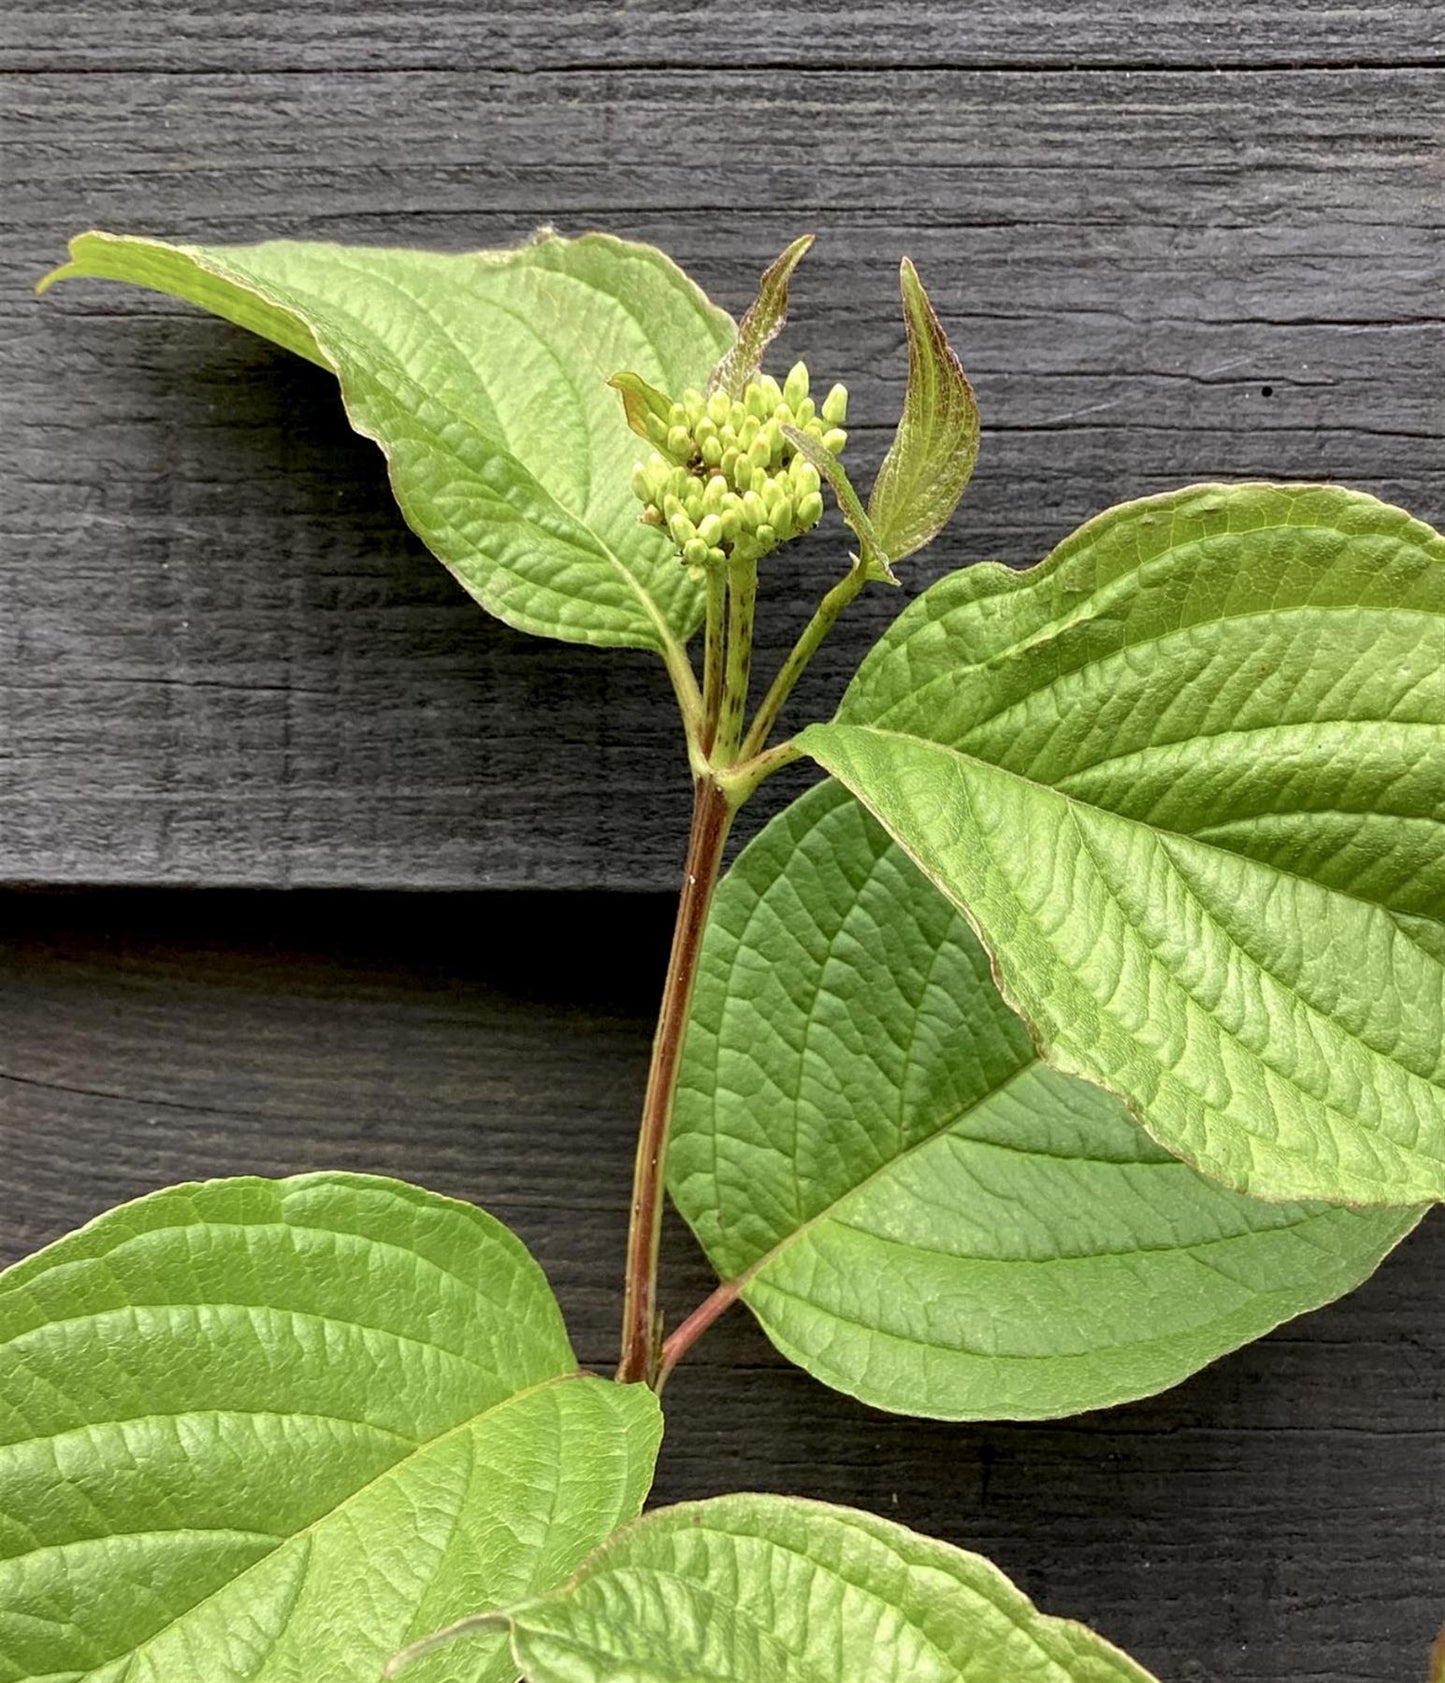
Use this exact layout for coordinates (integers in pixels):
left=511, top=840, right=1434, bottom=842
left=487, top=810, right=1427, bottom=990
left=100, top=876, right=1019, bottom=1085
left=656, top=1276, right=742, bottom=1387
left=617, top=777, right=734, bottom=1385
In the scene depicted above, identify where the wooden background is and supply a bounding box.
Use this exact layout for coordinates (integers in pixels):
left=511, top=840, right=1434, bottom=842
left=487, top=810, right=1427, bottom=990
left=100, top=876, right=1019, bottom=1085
left=2, top=4, right=1441, bottom=1679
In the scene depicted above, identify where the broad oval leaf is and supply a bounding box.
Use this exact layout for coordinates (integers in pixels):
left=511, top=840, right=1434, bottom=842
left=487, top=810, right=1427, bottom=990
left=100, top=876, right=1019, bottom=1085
left=0, top=1172, right=661, bottom=1683
left=866, top=258, right=980, bottom=563
left=396, top=1493, right=1159, bottom=1683
left=801, top=482, right=1445, bottom=1206
left=42, top=230, right=735, bottom=655
left=671, top=780, right=1420, bottom=1419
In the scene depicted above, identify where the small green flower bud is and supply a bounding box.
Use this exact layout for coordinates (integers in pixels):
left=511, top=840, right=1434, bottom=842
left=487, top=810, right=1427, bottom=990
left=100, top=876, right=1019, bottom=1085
left=790, top=458, right=821, bottom=497
left=682, top=389, right=706, bottom=424
left=640, top=506, right=665, bottom=528
left=771, top=492, right=794, bottom=532
left=646, top=413, right=671, bottom=447
left=755, top=522, right=777, bottom=549
left=701, top=473, right=727, bottom=513
left=696, top=512, right=723, bottom=546
left=731, top=456, right=753, bottom=491
left=667, top=424, right=693, bottom=458
left=793, top=396, right=816, bottom=427
left=719, top=500, right=742, bottom=542
left=772, top=402, right=794, bottom=429
left=743, top=489, right=768, bottom=527
left=738, top=414, right=761, bottom=448
left=720, top=446, right=741, bottom=480
left=745, top=383, right=769, bottom=420
left=758, top=375, right=783, bottom=409
left=822, top=384, right=848, bottom=426
left=783, top=361, right=809, bottom=409
left=631, top=463, right=651, bottom=501
left=669, top=511, right=696, bottom=547
left=797, top=490, right=825, bottom=527
left=668, top=402, right=688, bottom=428
left=701, top=434, right=724, bottom=468
left=706, top=390, right=731, bottom=426
left=747, top=435, right=771, bottom=472
left=682, top=536, right=710, bottom=567
left=707, top=545, right=727, bottom=568
left=821, top=427, right=848, bottom=455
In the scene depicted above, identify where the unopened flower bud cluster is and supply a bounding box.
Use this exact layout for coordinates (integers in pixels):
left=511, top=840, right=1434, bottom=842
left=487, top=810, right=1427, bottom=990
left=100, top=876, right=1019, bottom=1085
left=631, top=363, right=848, bottom=575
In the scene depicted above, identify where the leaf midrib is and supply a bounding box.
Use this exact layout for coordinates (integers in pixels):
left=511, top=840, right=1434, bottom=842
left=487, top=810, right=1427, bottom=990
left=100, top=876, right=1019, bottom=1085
left=191, top=244, right=693, bottom=657
left=65, top=1370, right=584, bottom=1681
left=519, top=1524, right=1082, bottom=1683
left=861, top=595, right=1443, bottom=748
left=722, top=1063, right=1039, bottom=1296
left=827, top=722, right=1445, bottom=948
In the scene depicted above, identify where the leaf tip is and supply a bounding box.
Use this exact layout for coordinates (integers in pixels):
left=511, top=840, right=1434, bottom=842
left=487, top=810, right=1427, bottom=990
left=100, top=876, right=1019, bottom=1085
left=35, top=262, right=74, bottom=297
left=36, top=232, right=97, bottom=296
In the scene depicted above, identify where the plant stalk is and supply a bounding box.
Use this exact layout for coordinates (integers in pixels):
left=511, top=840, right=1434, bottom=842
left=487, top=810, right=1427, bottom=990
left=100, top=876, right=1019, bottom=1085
left=741, top=558, right=868, bottom=759
left=617, top=775, right=734, bottom=1385
left=714, top=553, right=759, bottom=764
left=656, top=1275, right=742, bottom=1388
left=700, top=568, right=727, bottom=754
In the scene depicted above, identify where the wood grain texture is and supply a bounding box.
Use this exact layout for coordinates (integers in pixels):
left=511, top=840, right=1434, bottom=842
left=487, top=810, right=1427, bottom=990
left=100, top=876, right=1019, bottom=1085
left=2, top=891, right=1439, bottom=1683
left=3, top=26, right=1441, bottom=886
left=1, top=0, right=1440, bottom=71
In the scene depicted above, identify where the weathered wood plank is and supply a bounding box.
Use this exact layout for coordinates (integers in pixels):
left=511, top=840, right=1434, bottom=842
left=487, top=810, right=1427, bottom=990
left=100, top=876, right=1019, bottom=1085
left=1, top=0, right=1440, bottom=72
left=2, top=891, right=1439, bottom=1682
left=3, top=64, right=1440, bottom=886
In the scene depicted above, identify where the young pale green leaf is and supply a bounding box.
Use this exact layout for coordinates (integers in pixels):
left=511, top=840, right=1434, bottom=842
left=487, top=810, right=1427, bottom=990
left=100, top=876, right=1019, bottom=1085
left=800, top=482, right=1445, bottom=1206
left=395, top=1494, right=1159, bottom=1683
left=607, top=369, right=676, bottom=448
left=671, top=781, right=1420, bottom=1420
left=782, top=424, right=896, bottom=582
left=865, top=258, right=980, bottom=562
left=42, top=230, right=735, bottom=655
left=0, top=1173, right=661, bottom=1683
left=707, top=234, right=815, bottom=399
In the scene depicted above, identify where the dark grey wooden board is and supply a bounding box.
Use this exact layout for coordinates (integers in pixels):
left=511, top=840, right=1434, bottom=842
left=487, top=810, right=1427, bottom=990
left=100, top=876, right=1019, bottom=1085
left=1, top=0, right=1440, bottom=71
left=2, top=890, right=1440, bottom=1683
left=3, top=50, right=1441, bottom=886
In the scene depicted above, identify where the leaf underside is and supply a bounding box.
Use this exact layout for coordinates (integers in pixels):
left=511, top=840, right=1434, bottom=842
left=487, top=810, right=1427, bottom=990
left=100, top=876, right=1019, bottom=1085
left=483, top=1494, right=1161, bottom=1683
left=42, top=230, right=735, bottom=654
left=708, top=234, right=814, bottom=400
left=0, top=1174, right=661, bottom=1683
left=672, top=780, right=1420, bottom=1420
left=801, top=482, right=1445, bottom=1207
left=866, top=257, right=980, bottom=563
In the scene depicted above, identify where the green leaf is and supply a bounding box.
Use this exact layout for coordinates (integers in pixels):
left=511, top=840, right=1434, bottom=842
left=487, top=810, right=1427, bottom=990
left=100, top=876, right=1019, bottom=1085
left=607, top=369, right=675, bottom=448
left=707, top=234, right=814, bottom=400
left=782, top=424, right=896, bottom=582
left=866, top=258, right=980, bottom=562
left=0, top=1173, right=661, bottom=1683
left=394, top=1493, right=1159, bottom=1682
left=41, top=230, right=735, bottom=655
left=671, top=780, right=1421, bottom=1419
left=800, top=482, right=1445, bottom=1206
